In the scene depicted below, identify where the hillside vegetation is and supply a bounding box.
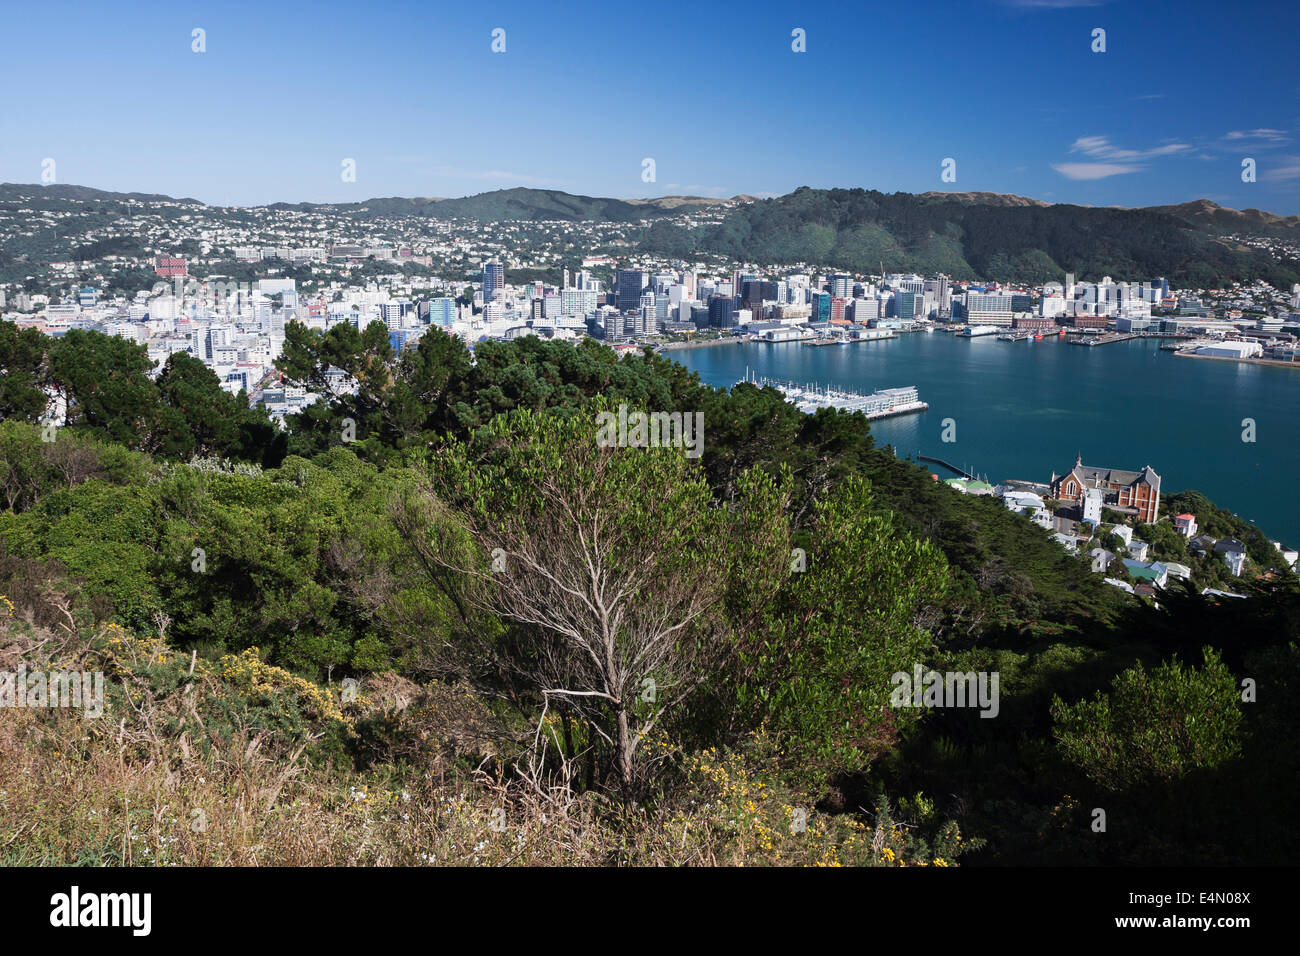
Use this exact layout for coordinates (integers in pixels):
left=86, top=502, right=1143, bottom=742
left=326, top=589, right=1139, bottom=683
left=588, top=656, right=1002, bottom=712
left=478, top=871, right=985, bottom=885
left=1, top=320, right=1298, bottom=865
left=640, top=187, right=1300, bottom=285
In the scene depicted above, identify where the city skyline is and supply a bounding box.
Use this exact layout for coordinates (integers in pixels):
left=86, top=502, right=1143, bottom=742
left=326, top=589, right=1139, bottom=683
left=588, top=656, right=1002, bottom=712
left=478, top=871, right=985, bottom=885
left=3, top=0, right=1299, bottom=211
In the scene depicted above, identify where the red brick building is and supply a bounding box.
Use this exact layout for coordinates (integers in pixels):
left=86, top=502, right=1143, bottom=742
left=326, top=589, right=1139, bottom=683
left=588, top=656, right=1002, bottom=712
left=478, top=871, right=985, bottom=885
left=154, top=256, right=188, bottom=278
left=1051, top=455, right=1161, bottom=524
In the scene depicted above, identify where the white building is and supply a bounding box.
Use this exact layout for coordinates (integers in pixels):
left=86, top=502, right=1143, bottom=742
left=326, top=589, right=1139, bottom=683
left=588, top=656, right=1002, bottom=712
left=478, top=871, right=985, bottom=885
left=1197, top=341, right=1263, bottom=359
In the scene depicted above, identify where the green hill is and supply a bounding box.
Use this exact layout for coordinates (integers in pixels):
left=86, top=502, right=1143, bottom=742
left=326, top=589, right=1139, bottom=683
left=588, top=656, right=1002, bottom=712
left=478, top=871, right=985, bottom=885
left=639, top=186, right=1300, bottom=285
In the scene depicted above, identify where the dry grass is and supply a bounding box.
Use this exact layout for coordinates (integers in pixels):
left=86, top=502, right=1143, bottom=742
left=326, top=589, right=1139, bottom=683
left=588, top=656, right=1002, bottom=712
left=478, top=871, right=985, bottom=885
left=0, top=594, right=973, bottom=867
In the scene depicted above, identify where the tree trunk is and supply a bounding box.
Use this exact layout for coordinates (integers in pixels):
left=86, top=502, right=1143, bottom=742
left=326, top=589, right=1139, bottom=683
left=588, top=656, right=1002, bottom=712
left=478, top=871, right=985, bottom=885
left=616, top=703, right=636, bottom=806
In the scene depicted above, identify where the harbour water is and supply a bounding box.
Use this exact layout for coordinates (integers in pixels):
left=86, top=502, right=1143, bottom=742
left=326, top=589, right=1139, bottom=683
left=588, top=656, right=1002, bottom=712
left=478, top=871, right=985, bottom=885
left=671, top=333, right=1300, bottom=546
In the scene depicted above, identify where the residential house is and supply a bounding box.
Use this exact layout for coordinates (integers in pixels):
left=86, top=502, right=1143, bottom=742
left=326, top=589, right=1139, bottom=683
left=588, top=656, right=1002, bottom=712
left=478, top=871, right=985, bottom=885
left=1053, top=532, right=1079, bottom=552
left=1002, top=490, right=1046, bottom=513
left=1106, top=524, right=1134, bottom=547
left=1088, top=548, right=1117, bottom=573
left=1215, top=538, right=1248, bottom=577
left=1189, top=534, right=1218, bottom=558
left=1128, top=539, right=1150, bottom=561
left=1173, top=513, right=1198, bottom=538
left=1122, top=559, right=1169, bottom=588
left=1273, top=542, right=1298, bottom=570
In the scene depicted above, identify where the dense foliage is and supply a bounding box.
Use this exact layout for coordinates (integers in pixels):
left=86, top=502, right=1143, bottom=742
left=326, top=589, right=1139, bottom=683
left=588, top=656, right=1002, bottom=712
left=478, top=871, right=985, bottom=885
left=2, top=318, right=1297, bottom=864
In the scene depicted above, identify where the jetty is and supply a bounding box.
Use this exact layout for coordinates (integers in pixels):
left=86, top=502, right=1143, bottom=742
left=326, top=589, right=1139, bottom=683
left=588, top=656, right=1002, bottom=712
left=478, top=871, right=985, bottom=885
left=917, top=455, right=976, bottom=479
left=1068, top=332, right=1140, bottom=347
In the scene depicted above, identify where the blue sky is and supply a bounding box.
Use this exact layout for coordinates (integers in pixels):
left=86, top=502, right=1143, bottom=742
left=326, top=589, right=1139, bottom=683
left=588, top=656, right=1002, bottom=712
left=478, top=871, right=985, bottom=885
left=3, top=0, right=1299, bottom=212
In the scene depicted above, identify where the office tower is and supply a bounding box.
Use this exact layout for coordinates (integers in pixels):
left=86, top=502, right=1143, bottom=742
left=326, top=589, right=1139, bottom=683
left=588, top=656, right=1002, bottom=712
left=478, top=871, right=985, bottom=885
left=427, top=297, right=455, bottom=326
left=483, top=262, right=505, bottom=303
left=617, top=269, right=646, bottom=312
left=811, top=292, right=831, bottom=322
left=708, top=294, right=741, bottom=328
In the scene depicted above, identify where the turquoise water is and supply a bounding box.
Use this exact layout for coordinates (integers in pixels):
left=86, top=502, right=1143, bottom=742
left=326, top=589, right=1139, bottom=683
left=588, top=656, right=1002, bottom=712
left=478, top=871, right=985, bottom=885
left=671, top=333, right=1300, bottom=546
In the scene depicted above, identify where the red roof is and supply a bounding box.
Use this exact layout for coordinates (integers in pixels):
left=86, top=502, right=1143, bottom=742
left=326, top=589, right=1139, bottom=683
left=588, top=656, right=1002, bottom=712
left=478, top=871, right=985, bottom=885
left=1176, top=513, right=1195, bottom=521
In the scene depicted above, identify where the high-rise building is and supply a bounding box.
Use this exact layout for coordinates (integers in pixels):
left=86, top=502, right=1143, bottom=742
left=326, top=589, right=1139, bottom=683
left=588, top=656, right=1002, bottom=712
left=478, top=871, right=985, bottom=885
left=560, top=288, right=597, bottom=316
left=830, top=274, right=852, bottom=299
left=482, top=262, right=505, bottom=303
left=426, top=297, right=455, bottom=326
left=811, top=292, right=831, bottom=323
left=923, top=277, right=950, bottom=315
left=708, top=294, right=741, bottom=329
left=639, top=291, right=657, bottom=334
left=960, top=292, right=1015, bottom=326
left=616, top=269, right=645, bottom=313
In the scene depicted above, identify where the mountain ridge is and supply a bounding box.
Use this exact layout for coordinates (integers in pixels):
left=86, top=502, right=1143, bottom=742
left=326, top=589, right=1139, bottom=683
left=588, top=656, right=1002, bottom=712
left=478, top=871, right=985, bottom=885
left=4, top=181, right=1299, bottom=232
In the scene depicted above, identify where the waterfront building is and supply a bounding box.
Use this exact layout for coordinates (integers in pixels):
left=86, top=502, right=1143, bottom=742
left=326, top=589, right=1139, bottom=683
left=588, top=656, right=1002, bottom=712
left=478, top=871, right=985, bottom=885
left=959, top=292, right=1014, bottom=327
left=1196, top=341, right=1263, bottom=359
left=1051, top=455, right=1161, bottom=524
left=811, top=292, right=831, bottom=322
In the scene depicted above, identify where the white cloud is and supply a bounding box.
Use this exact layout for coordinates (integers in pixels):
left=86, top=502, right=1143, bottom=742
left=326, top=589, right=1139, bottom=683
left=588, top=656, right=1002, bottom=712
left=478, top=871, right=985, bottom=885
left=1052, top=135, right=1195, bottom=179
left=1262, top=156, right=1300, bottom=182
left=1070, top=136, right=1192, bottom=161
left=1052, top=162, right=1143, bottom=180
left=1223, top=128, right=1290, bottom=146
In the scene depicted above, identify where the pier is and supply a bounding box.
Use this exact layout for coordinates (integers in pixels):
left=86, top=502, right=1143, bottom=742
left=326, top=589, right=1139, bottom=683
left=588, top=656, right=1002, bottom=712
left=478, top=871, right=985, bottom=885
left=1067, top=332, right=1140, bottom=347
left=739, top=371, right=928, bottom=419
left=917, top=456, right=976, bottom=480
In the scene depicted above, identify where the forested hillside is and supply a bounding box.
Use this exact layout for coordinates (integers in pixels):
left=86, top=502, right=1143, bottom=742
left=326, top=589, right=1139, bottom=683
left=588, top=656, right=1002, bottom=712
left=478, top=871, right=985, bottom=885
left=639, top=186, right=1300, bottom=285
left=2, top=320, right=1297, bottom=865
